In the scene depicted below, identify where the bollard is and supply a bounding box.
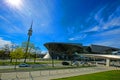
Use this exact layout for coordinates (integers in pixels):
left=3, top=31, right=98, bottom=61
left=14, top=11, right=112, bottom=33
left=0, top=73, right=2, bottom=80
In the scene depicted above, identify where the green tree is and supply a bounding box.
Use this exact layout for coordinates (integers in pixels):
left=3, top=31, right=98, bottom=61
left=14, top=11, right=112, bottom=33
left=21, top=42, right=35, bottom=59
left=2, top=44, right=10, bottom=51
left=33, top=47, right=41, bottom=63
left=2, top=44, right=10, bottom=59
left=0, top=50, right=5, bottom=58
left=22, top=42, right=35, bottom=52
left=10, top=48, right=24, bottom=69
left=10, top=43, right=18, bottom=63
left=28, top=47, right=41, bottom=63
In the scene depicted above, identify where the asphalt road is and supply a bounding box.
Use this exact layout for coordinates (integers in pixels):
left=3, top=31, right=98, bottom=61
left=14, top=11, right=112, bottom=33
left=0, top=63, right=65, bottom=69
left=0, top=66, right=19, bottom=69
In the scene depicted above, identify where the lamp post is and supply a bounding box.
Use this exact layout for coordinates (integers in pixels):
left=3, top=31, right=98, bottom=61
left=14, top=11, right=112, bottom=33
left=24, top=22, right=33, bottom=63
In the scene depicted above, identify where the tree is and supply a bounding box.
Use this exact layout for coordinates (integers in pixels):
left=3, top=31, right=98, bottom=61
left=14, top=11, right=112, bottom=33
left=2, top=44, right=10, bottom=51
left=21, top=42, right=35, bottom=60
left=10, top=48, right=24, bottom=69
left=30, top=47, right=41, bottom=63
left=30, top=53, right=37, bottom=63
left=0, top=50, right=5, bottom=58
left=10, top=43, right=18, bottom=63
left=21, top=42, right=35, bottom=52
left=2, top=44, right=10, bottom=59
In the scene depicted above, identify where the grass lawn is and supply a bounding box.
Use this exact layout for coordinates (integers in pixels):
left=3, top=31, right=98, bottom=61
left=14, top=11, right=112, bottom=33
left=53, top=70, right=120, bottom=80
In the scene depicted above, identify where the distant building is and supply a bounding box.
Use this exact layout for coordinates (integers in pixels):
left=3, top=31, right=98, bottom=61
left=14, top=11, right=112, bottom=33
left=89, top=44, right=119, bottom=54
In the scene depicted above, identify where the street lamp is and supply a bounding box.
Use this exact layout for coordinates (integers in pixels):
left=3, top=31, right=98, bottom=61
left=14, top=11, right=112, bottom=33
left=24, top=21, right=33, bottom=63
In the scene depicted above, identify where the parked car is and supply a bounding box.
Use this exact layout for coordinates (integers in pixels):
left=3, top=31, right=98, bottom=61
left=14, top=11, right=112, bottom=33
left=19, top=63, right=30, bottom=67
left=62, top=61, right=70, bottom=65
left=72, top=61, right=79, bottom=66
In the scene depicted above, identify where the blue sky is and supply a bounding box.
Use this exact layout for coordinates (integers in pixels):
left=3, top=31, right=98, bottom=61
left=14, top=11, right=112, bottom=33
left=0, top=0, right=120, bottom=51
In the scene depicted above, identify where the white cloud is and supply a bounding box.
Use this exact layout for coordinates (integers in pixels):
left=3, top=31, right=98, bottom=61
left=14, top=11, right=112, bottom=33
left=67, top=26, right=76, bottom=34
left=86, top=26, right=100, bottom=32
left=0, top=15, right=11, bottom=23
left=91, top=27, right=120, bottom=48
left=8, top=25, right=24, bottom=34
left=69, top=34, right=86, bottom=41
left=94, top=38, right=120, bottom=48
left=83, top=6, right=120, bottom=48
left=94, top=6, right=105, bottom=23
left=86, top=6, right=120, bottom=32
left=102, top=6, right=120, bottom=29
left=103, top=17, right=120, bottom=29
left=0, top=37, right=12, bottom=48
left=97, top=28, right=120, bottom=36
left=108, top=6, right=120, bottom=20
left=1, top=0, right=56, bottom=35
left=0, top=15, right=26, bottom=34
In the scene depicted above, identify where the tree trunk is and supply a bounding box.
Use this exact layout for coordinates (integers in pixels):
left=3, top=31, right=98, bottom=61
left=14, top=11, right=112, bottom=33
left=14, top=59, right=17, bottom=70
left=10, top=58, right=12, bottom=63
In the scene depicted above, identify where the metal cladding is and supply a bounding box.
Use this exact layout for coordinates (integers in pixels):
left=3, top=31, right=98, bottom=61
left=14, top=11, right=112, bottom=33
left=44, top=42, right=120, bottom=62
left=90, top=44, right=119, bottom=54
left=44, top=42, right=83, bottom=55
left=44, top=42, right=119, bottom=54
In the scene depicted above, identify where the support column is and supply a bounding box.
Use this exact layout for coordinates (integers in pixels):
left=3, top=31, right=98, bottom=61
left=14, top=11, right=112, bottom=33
left=106, top=58, right=110, bottom=67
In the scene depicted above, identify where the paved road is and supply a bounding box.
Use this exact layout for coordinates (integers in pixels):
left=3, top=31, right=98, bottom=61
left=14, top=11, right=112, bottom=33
left=0, top=63, right=65, bottom=69
left=1, top=66, right=120, bottom=80
left=0, top=66, right=19, bottom=69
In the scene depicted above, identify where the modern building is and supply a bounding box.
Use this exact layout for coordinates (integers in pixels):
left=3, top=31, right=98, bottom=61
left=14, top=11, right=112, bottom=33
left=44, top=42, right=119, bottom=57
left=89, top=44, right=119, bottom=54
left=44, top=42, right=120, bottom=66
left=44, top=42, right=83, bottom=60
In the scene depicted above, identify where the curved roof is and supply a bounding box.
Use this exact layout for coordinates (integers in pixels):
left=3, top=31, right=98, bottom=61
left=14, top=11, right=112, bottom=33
left=44, top=42, right=83, bottom=55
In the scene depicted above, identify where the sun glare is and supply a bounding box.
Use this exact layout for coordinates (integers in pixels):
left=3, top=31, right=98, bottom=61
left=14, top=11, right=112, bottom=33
left=5, top=0, right=22, bottom=9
